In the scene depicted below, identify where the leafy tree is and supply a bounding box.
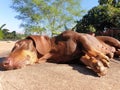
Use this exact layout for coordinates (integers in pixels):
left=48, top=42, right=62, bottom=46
left=99, top=0, right=115, bottom=5
left=87, top=25, right=96, bottom=33
left=0, top=30, right=3, bottom=39
left=76, top=0, right=120, bottom=33
left=0, top=24, right=6, bottom=39
left=11, top=31, right=16, bottom=39
left=98, top=0, right=120, bottom=7
left=11, top=0, right=84, bottom=36
left=0, top=24, right=6, bottom=30
left=0, top=24, right=19, bottom=40
left=2, top=29, right=10, bottom=39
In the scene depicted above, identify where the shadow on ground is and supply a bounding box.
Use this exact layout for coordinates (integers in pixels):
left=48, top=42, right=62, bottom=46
left=0, top=56, right=97, bottom=77
left=69, top=63, right=98, bottom=77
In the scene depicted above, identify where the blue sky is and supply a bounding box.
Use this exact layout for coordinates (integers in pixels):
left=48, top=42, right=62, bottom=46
left=0, top=0, right=98, bottom=33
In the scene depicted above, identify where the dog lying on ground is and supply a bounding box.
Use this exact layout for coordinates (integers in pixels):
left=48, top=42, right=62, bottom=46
left=1, top=30, right=120, bottom=76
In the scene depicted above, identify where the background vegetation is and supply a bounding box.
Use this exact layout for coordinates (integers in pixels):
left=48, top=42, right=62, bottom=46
left=75, top=0, right=120, bottom=33
left=11, top=0, right=84, bottom=36
left=0, top=24, right=24, bottom=40
left=0, top=0, right=120, bottom=40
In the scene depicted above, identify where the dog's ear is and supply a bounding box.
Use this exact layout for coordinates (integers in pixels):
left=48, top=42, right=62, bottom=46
left=26, top=35, right=51, bottom=55
left=26, top=39, right=36, bottom=51
left=66, top=39, right=77, bottom=55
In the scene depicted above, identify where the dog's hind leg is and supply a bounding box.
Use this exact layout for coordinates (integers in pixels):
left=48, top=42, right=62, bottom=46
left=96, top=36, right=120, bottom=48
left=76, top=34, right=109, bottom=61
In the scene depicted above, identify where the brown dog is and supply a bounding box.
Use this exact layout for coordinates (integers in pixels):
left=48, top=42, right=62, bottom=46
left=1, top=30, right=120, bottom=76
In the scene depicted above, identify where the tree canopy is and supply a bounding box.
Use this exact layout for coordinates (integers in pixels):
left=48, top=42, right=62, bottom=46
left=0, top=24, right=6, bottom=39
left=11, top=0, right=84, bottom=36
left=0, top=24, right=20, bottom=40
left=76, top=0, right=120, bottom=33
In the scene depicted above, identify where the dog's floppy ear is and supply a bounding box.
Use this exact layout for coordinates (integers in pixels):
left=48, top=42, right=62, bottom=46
left=26, top=35, right=51, bottom=55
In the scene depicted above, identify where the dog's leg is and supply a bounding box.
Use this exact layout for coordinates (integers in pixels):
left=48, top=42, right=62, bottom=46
left=114, top=49, right=120, bottom=57
left=77, top=34, right=109, bottom=61
left=100, top=59, right=110, bottom=67
left=82, top=50, right=110, bottom=67
left=80, top=54, right=108, bottom=76
left=96, top=36, right=120, bottom=48
left=97, top=36, right=120, bottom=57
left=82, top=47, right=110, bottom=62
left=82, top=49, right=110, bottom=69
left=37, top=53, right=52, bottom=63
left=87, top=48, right=109, bottom=61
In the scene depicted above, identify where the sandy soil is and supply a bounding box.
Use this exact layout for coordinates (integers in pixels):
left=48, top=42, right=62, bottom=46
left=0, top=41, right=120, bottom=90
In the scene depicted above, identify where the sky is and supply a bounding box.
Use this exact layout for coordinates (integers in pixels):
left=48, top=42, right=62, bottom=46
left=0, top=0, right=98, bottom=33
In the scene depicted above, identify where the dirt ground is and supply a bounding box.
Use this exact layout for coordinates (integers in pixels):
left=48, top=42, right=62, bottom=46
left=0, top=41, right=120, bottom=90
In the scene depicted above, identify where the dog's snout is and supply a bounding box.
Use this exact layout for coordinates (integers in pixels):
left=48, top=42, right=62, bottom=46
left=3, top=60, right=10, bottom=67
left=2, top=58, right=12, bottom=69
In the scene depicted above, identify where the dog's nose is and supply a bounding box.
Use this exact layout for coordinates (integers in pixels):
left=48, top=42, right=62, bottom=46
left=3, top=60, right=10, bottom=67
left=3, top=60, right=10, bottom=68
left=2, top=58, right=12, bottom=69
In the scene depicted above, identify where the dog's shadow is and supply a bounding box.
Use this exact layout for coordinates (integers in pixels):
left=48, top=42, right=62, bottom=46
left=68, top=63, right=98, bottom=77
left=69, top=58, right=120, bottom=77
left=0, top=57, right=98, bottom=76
left=0, top=57, right=6, bottom=71
left=0, top=57, right=5, bottom=63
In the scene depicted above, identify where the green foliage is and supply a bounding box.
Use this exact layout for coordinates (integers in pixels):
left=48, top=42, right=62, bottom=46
left=98, top=0, right=120, bottom=7
left=0, top=24, right=6, bottom=40
left=87, top=25, right=96, bottom=33
left=11, top=0, right=84, bottom=36
left=0, top=30, right=4, bottom=39
left=0, top=24, right=6, bottom=30
left=76, top=0, right=120, bottom=33
left=0, top=24, right=20, bottom=40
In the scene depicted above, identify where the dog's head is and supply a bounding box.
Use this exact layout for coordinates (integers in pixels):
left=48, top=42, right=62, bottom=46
left=1, top=35, right=51, bottom=70
left=2, top=39, right=38, bottom=70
